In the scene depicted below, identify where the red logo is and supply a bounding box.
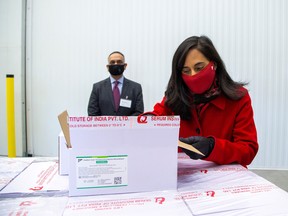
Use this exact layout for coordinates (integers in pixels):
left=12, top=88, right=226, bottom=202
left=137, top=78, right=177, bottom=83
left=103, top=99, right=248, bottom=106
left=20, top=201, right=37, bottom=206
left=155, top=197, right=165, bottom=204
left=206, top=191, right=215, bottom=197
left=29, top=186, right=43, bottom=191
left=137, top=115, right=148, bottom=124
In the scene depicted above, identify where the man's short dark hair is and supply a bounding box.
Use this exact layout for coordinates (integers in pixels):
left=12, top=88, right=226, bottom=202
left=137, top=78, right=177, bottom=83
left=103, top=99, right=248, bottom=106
left=108, top=51, right=125, bottom=59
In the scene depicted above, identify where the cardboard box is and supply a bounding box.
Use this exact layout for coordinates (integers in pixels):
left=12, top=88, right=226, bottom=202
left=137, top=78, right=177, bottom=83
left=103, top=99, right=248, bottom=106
left=58, top=112, right=180, bottom=197
left=58, top=132, right=70, bottom=175
left=58, top=110, right=71, bottom=176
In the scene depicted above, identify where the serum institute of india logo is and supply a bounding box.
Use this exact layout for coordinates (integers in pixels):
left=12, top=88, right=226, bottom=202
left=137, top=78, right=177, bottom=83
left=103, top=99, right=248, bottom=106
left=137, top=115, right=148, bottom=124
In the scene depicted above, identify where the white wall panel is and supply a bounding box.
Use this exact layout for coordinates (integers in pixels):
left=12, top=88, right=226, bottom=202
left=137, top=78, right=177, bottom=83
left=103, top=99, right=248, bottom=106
left=0, top=0, right=25, bottom=156
left=27, top=0, right=288, bottom=168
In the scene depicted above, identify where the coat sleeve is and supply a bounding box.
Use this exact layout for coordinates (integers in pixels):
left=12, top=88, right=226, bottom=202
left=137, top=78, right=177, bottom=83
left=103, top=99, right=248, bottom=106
left=141, top=97, right=173, bottom=116
left=87, top=84, right=101, bottom=116
left=205, top=93, right=259, bottom=167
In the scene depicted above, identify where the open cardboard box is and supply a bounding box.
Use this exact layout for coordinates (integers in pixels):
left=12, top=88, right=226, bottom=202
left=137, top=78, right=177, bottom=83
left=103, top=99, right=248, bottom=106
left=58, top=111, right=71, bottom=175
left=58, top=111, right=181, bottom=196
left=58, top=111, right=204, bottom=175
left=58, top=111, right=204, bottom=196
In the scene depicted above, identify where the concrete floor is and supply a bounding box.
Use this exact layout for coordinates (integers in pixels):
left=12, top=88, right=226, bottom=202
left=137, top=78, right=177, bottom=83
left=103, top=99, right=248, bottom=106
left=251, top=169, right=288, bottom=192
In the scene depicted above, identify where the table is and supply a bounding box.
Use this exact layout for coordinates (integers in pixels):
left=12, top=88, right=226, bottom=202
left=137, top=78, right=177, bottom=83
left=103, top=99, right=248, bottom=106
left=1, top=154, right=288, bottom=215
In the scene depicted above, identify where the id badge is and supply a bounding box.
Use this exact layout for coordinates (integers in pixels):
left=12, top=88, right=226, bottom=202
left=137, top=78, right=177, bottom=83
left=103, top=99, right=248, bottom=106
left=120, top=98, right=132, bottom=108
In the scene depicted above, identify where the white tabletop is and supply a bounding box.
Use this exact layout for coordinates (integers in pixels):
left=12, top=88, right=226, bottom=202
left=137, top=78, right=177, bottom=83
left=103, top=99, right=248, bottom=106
left=1, top=154, right=288, bottom=216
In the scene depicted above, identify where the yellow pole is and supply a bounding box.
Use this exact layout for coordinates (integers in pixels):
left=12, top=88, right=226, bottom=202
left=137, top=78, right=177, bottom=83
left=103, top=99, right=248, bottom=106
left=6, top=74, right=16, bottom=157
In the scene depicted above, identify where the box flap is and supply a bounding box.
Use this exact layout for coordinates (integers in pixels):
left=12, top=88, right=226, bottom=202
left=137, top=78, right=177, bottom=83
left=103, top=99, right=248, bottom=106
left=178, top=141, right=205, bottom=156
left=57, top=110, right=71, bottom=148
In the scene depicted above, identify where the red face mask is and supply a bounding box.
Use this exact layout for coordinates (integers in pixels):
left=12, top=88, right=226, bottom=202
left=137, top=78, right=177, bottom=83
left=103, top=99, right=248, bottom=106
left=182, top=61, right=216, bottom=94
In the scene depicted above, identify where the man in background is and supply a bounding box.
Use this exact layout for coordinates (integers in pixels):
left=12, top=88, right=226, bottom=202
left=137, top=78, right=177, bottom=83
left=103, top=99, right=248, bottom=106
left=88, top=51, right=144, bottom=116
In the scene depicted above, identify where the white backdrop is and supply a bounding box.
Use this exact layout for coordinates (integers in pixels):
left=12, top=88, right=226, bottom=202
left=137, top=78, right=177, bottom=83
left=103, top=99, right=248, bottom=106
left=23, top=0, right=288, bottom=168
left=0, top=0, right=25, bottom=156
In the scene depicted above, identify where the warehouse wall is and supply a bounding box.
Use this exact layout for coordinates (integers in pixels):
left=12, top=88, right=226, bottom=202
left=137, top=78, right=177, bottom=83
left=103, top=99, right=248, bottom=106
left=0, top=0, right=25, bottom=156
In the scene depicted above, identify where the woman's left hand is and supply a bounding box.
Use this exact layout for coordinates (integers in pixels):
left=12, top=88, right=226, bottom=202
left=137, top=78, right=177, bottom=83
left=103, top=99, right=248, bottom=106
left=179, top=136, right=215, bottom=159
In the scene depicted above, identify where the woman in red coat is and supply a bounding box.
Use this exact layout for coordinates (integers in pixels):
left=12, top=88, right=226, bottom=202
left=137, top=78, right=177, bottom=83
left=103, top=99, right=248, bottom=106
left=146, top=36, right=258, bottom=167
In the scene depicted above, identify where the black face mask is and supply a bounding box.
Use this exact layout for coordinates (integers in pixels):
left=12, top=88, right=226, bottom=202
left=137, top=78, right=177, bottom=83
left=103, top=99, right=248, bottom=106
left=108, top=64, right=125, bottom=76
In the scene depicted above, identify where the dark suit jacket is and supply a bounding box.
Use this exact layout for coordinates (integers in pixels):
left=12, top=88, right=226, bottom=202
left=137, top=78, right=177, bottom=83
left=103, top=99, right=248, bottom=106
left=88, top=77, right=144, bottom=116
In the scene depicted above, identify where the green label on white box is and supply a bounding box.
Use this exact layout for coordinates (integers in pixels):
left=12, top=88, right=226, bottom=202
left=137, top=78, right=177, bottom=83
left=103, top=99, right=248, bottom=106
left=76, top=155, right=128, bottom=189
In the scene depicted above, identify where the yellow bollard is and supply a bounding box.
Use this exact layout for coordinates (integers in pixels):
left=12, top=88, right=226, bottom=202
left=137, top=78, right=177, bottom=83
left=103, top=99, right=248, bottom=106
left=6, top=74, right=16, bottom=157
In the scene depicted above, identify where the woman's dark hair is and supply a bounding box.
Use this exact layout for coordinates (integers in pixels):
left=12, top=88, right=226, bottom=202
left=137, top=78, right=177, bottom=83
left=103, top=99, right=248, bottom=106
left=165, top=35, right=247, bottom=120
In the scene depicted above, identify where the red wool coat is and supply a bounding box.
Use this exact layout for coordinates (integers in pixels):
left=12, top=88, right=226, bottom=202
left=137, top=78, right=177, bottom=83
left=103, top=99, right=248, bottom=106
left=148, top=92, right=258, bottom=167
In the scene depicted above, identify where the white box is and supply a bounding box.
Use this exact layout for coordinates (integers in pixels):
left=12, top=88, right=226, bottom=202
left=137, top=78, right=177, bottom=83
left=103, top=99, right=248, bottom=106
left=61, top=115, right=180, bottom=197
left=58, top=132, right=70, bottom=175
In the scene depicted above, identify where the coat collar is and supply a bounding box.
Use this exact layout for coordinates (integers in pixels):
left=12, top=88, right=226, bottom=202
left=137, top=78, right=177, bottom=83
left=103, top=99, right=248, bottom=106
left=209, top=94, right=226, bottom=110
